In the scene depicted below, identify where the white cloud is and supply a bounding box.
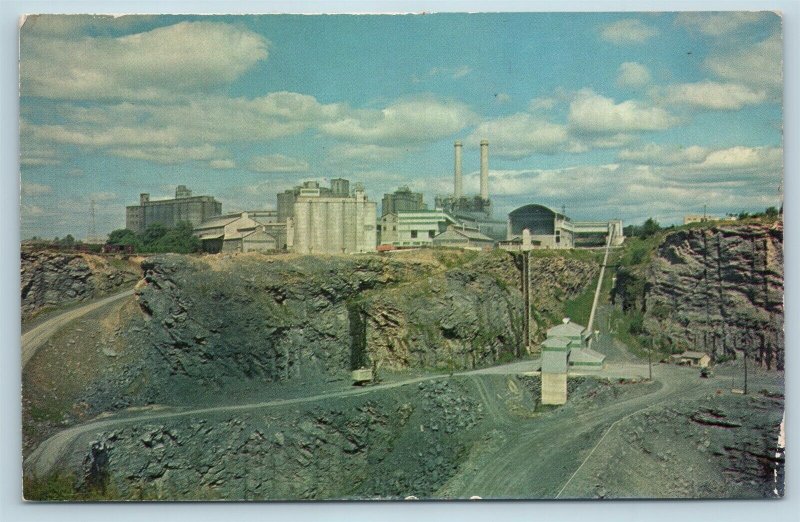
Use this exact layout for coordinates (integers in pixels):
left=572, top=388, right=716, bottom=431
left=209, top=159, right=236, bottom=170
left=600, top=19, right=659, bottom=44
left=675, top=12, right=769, bottom=36
left=326, top=143, right=408, bottom=167
left=495, top=93, right=511, bottom=104
left=427, top=65, right=472, bottom=79
left=247, top=154, right=310, bottom=173
left=21, top=182, right=53, bottom=196
left=706, top=32, right=782, bottom=90
left=616, top=62, right=651, bottom=87
left=468, top=113, right=569, bottom=158
left=618, top=143, right=709, bottom=165
left=319, top=98, right=475, bottom=145
left=21, top=21, right=269, bottom=100
left=568, top=89, right=679, bottom=133
left=659, top=81, right=768, bottom=110
left=89, top=191, right=117, bottom=202
left=108, top=144, right=224, bottom=164
left=528, top=96, right=557, bottom=111
left=695, top=146, right=782, bottom=171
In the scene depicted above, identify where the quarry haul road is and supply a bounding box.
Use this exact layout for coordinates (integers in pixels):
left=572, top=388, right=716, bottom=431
left=22, top=289, right=136, bottom=368
left=25, top=358, right=656, bottom=483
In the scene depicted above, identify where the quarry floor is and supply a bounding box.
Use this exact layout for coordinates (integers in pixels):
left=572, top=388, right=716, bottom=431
left=21, top=294, right=785, bottom=500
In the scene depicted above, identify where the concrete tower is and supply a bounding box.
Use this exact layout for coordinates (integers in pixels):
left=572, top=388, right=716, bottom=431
left=480, top=140, right=489, bottom=200
left=454, top=141, right=463, bottom=198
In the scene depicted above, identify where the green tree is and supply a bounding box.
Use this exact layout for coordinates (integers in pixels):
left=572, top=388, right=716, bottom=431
left=107, top=229, right=139, bottom=246
left=141, top=223, right=168, bottom=246
left=147, top=221, right=200, bottom=253
left=639, top=218, right=661, bottom=238
left=765, top=206, right=779, bottom=219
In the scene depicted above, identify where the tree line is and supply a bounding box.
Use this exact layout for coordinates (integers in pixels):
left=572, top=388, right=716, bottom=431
left=106, top=222, right=200, bottom=254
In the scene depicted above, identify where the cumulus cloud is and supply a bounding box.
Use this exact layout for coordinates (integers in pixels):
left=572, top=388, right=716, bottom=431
left=706, top=32, right=782, bottom=90
left=695, top=145, right=782, bottom=171
left=618, top=143, right=709, bottom=165
left=21, top=21, right=269, bottom=100
left=568, top=89, right=679, bottom=133
left=658, top=81, right=768, bottom=110
left=675, top=12, right=769, bottom=36
left=319, top=98, right=475, bottom=145
left=247, top=154, right=310, bottom=174
left=617, top=62, right=651, bottom=87
left=325, top=144, right=409, bottom=168
left=600, top=19, right=659, bottom=44
left=21, top=182, right=53, bottom=196
left=468, top=113, right=569, bottom=158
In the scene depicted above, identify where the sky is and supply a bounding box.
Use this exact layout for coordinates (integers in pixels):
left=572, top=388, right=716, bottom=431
left=18, top=12, right=783, bottom=239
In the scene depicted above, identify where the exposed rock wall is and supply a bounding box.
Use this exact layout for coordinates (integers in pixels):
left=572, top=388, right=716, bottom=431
left=617, top=224, right=784, bottom=368
left=77, top=380, right=482, bottom=500
left=21, top=249, right=140, bottom=321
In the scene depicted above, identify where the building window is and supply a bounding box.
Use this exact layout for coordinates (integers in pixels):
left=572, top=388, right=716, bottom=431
left=410, top=230, right=418, bottom=239
left=428, top=230, right=435, bottom=238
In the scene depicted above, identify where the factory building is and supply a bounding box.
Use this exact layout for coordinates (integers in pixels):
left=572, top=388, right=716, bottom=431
left=286, top=180, right=377, bottom=255
left=435, top=140, right=508, bottom=241
left=194, top=211, right=286, bottom=253
left=277, top=179, right=350, bottom=222
left=380, top=209, right=456, bottom=247
left=431, top=225, right=495, bottom=250
left=507, top=204, right=575, bottom=249
left=125, top=185, right=222, bottom=234
left=381, top=186, right=426, bottom=217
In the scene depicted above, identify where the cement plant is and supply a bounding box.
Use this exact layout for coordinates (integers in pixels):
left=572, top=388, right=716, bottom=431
left=19, top=139, right=785, bottom=501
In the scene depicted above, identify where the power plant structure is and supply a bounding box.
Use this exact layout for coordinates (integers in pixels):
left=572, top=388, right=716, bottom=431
left=435, top=140, right=507, bottom=241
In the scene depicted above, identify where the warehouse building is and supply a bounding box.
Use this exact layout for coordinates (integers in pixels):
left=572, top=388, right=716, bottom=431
left=287, top=180, right=377, bottom=255
left=380, top=209, right=456, bottom=247
left=194, top=211, right=285, bottom=253
left=431, top=225, right=495, bottom=250
left=125, top=185, right=222, bottom=234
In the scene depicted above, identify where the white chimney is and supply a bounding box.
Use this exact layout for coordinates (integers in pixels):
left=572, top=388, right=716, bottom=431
left=480, top=140, right=489, bottom=200
left=454, top=141, right=463, bottom=198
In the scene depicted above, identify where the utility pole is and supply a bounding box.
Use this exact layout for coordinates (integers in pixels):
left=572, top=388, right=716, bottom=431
left=743, top=349, right=748, bottom=395
left=649, top=337, right=653, bottom=381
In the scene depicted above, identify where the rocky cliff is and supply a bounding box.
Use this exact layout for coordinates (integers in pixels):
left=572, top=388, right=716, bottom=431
left=21, top=249, right=141, bottom=321
left=92, top=250, right=597, bottom=406
left=614, top=223, right=783, bottom=368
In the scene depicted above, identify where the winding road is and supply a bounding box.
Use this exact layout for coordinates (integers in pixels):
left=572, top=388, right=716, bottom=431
left=22, top=289, right=135, bottom=368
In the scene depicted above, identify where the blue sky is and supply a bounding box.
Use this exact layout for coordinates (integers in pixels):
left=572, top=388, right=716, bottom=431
left=19, top=12, right=783, bottom=239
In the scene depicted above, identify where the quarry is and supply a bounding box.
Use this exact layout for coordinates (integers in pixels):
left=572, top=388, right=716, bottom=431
left=20, top=221, right=784, bottom=501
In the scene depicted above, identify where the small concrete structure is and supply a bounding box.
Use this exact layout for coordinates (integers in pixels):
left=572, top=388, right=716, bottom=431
left=540, top=318, right=606, bottom=405
left=670, top=351, right=711, bottom=368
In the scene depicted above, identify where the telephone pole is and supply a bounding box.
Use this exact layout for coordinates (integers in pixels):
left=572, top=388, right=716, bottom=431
left=648, top=337, right=653, bottom=381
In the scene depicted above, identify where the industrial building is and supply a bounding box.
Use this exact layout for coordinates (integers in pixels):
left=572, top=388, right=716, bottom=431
left=435, top=140, right=507, bottom=241
left=125, top=185, right=222, bottom=234
left=286, top=180, right=377, bottom=255
left=540, top=318, right=606, bottom=405
left=277, top=179, right=350, bottom=222
left=431, top=225, right=495, bottom=250
left=380, top=209, right=457, bottom=247
left=505, top=204, right=624, bottom=249
left=381, top=186, right=426, bottom=217
left=194, top=211, right=286, bottom=253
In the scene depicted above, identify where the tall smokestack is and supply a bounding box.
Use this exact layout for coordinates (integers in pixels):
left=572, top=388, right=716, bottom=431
left=480, top=140, right=489, bottom=200
left=454, top=141, right=463, bottom=198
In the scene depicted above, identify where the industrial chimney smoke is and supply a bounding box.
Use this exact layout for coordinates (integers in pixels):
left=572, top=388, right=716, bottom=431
left=480, top=140, right=489, bottom=200
left=454, top=141, right=463, bottom=198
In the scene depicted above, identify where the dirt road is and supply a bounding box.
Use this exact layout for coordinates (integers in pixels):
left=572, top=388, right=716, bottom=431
left=21, top=289, right=135, bottom=368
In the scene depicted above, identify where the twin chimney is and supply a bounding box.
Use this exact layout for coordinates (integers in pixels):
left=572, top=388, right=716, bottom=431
left=453, top=140, right=489, bottom=200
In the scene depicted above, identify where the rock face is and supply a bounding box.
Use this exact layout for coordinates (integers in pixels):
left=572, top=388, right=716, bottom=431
left=21, top=249, right=140, bottom=321
left=118, top=251, right=598, bottom=404
left=615, top=224, right=784, bottom=368
left=78, top=379, right=483, bottom=500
